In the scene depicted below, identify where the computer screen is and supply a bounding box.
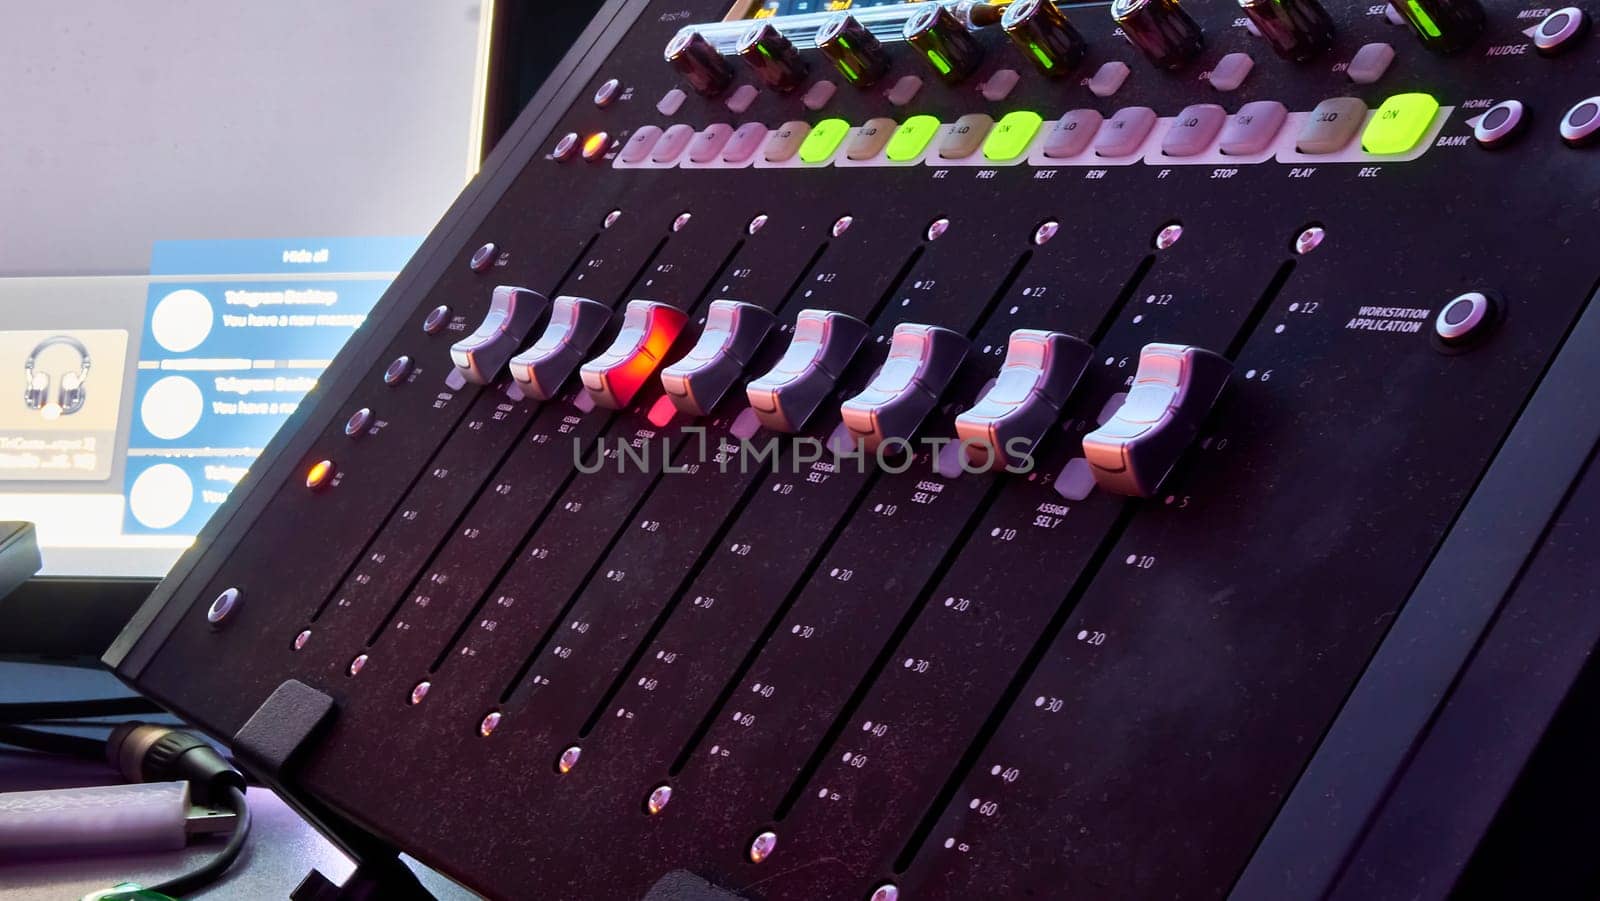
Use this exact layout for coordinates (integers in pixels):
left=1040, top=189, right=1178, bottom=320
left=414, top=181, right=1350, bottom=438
left=0, top=1, right=491, bottom=577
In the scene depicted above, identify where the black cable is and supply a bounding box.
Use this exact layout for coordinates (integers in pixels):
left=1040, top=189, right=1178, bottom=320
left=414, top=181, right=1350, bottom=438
left=0, top=697, right=162, bottom=724
left=142, top=785, right=252, bottom=898
left=0, top=724, right=111, bottom=761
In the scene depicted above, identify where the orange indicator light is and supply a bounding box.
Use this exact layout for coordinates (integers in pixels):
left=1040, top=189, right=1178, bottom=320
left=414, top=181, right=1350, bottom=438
left=581, top=131, right=610, bottom=161
left=306, top=459, right=335, bottom=491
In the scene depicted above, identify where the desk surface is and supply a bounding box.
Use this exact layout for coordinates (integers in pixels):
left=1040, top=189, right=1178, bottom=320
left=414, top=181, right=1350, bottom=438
left=0, top=662, right=478, bottom=900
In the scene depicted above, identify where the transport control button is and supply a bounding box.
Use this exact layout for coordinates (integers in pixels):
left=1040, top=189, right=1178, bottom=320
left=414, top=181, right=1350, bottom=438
left=1087, top=61, right=1131, bottom=98
left=450, top=286, right=549, bottom=385
left=1560, top=97, right=1600, bottom=146
left=665, top=30, right=735, bottom=96
left=1347, top=42, right=1396, bottom=84
left=619, top=126, right=664, bottom=164
left=1533, top=7, right=1588, bottom=55
left=509, top=296, right=612, bottom=401
left=580, top=300, right=689, bottom=410
left=840, top=323, right=970, bottom=452
left=1434, top=291, right=1497, bottom=345
left=762, top=121, right=813, bottom=162
left=938, top=113, right=995, bottom=160
left=737, top=22, right=809, bottom=92
left=660, top=300, right=777, bottom=416
left=886, top=115, right=942, bottom=161
left=746, top=310, right=870, bottom=433
left=1219, top=100, right=1288, bottom=155
left=904, top=4, right=985, bottom=84
left=1207, top=52, right=1254, bottom=92
left=1002, top=0, right=1088, bottom=78
left=955, top=330, right=1093, bottom=471
left=1094, top=106, right=1159, bottom=157
left=651, top=123, right=697, bottom=163
left=1082, top=343, right=1232, bottom=497
left=687, top=123, right=735, bottom=163
left=722, top=122, right=770, bottom=163
left=1239, top=0, right=1336, bottom=62
left=1111, top=0, right=1205, bottom=70
left=1162, top=103, right=1227, bottom=156
left=1362, top=92, right=1439, bottom=154
left=1295, top=97, right=1368, bottom=154
left=1472, top=100, right=1526, bottom=149
left=984, top=111, right=1044, bottom=161
left=799, top=118, right=851, bottom=164
left=817, top=13, right=893, bottom=87
left=1392, top=0, right=1485, bottom=54
left=845, top=117, right=899, bottom=161
left=1042, top=109, right=1103, bottom=158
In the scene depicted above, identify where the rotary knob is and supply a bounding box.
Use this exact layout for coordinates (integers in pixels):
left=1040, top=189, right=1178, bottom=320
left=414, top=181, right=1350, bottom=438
left=666, top=30, right=735, bottom=96
left=1002, top=0, right=1088, bottom=78
left=1391, top=0, right=1486, bottom=54
left=1111, top=0, right=1204, bottom=70
left=737, top=22, right=809, bottom=92
left=1238, top=0, right=1335, bottom=62
left=816, top=13, right=893, bottom=87
left=903, top=4, right=985, bottom=84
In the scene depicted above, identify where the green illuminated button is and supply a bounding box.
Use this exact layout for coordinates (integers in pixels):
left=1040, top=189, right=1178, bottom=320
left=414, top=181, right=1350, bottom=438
left=1362, top=93, right=1440, bottom=155
left=798, top=118, right=851, bottom=164
left=886, top=115, right=942, bottom=162
left=983, top=110, right=1044, bottom=162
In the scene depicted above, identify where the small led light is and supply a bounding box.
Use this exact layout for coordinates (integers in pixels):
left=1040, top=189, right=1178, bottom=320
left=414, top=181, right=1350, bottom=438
left=557, top=745, right=582, bottom=774
left=306, top=459, right=335, bottom=490
left=646, top=784, right=673, bottom=815
left=582, top=131, right=611, bottom=161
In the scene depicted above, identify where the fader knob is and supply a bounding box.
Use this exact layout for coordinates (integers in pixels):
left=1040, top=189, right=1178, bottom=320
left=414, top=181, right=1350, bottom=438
left=1391, top=0, right=1486, bottom=54
left=666, top=30, right=736, bottom=96
left=840, top=323, right=969, bottom=453
left=1238, top=0, right=1335, bottom=63
left=1001, top=0, right=1089, bottom=78
left=1082, top=343, right=1231, bottom=497
left=816, top=13, right=892, bottom=87
left=450, top=286, right=548, bottom=385
left=1111, top=0, right=1204, bottom=70
left=956, top=330, right=1093, bottom=471
left=737, top=22, right=809, bottom=92
left=903, top=4, right=985, bottom=85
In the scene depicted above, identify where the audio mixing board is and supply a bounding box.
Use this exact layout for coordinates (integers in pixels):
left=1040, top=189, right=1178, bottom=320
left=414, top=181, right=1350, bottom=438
left=107, top=0, right=1600, bottom=898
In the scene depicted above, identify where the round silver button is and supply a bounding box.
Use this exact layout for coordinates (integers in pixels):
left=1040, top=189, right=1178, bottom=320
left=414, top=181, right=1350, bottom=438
left=1472, top=100, right=1525, bottom=149
left=1534, top=7, right=1588, bottom=54
left=344, top=407, right=372, bottom=438
left=1560, top=97, right=1600, bottom=146
left=1434, top=291, right=1495, bottom=345
left=383, top=355, right=413, bottom=386
left=552, top=132, right=580, bottom=160
left=422, top=304, right=451, bottom=335
left=594, top=78, right=622, bottom=108
left=469, top=242, right=497, bottom=272
left=206, top=588, right=240, bottom=624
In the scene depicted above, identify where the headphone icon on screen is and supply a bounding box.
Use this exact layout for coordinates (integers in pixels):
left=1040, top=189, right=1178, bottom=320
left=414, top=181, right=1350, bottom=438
left=24, top=335, right=92, bottom=418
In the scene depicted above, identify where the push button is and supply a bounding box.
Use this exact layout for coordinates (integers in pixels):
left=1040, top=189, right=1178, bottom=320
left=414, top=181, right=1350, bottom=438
left=762, top=121, right=813, bottom=163
left=799, top=118, right=851, bottom=164
left=1219, top=100, right=1288, bottom=156
left=620, top=126, right=664, bottom=164
left=1347, top=42, right=1395, bottom=84
left=1082, top=343, right=1232, bottom=497
left=886, top=115, right=942, bottom=161
left=660, top=300, right=777, bottom=416
left=1094, top=106, right=1158, bottom=157
left=1042, top=109, right=1103, bottom=158
left=746, top=310, right=870, bottom=433
left=1560, top=97, right=1600, bottom=146
left=840, top=323, right=969, bottom=452
left=1362, top=92, right=1439, bottom=154
left=1434, top=291, right=1497, bottom=345
left=1472, top=100, right=1525, bottom=149
left=938, top=113, right=996, bottom=160
left=955, top=330, right=1093, bottom=471
left=450, top=286, right=549, bottom=385
left=845, top=118, right=898, bottom=161
left=984, top=111, right=1045, bottom=161
left=1087, top=61, right=1131, bottom=98
left=651, top=124, right=697, bottom=163
left=1533, top=7, right=1588, bottom=55
left=509, top=296, right=611, bottom=401
left=1162, top=104, right=1227, bottom=157
left=579, top=300, right=688, bottom=409
left=722, top=122, right=770, bottom=163
left=1208, top=52, right=1254, bottom=92
left=1295, top=97, right=1367, bottom=154
left=687, top=124, right=735, bottom=163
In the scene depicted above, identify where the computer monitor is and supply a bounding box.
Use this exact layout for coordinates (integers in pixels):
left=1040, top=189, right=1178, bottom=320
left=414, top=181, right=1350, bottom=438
left=0, top=1, right=495, bottom=580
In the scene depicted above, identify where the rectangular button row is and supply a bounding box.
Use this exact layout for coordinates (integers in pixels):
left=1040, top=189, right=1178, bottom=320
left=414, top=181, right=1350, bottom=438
left=612, top=94, right=1443, bottom=170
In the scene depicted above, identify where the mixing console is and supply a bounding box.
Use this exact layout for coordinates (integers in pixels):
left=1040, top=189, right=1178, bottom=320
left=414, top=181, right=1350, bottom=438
left=108, top=0, right=1600, bottom=898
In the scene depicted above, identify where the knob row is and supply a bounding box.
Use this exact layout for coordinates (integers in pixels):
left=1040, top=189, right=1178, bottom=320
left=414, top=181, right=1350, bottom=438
left=667, top=0, right=1491, bottom=97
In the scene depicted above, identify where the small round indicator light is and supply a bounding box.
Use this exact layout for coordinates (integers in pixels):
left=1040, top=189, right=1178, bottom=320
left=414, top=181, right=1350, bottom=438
left=581, top=132, right=611, bottom=161
left=306, top=459, right=335, bottom=491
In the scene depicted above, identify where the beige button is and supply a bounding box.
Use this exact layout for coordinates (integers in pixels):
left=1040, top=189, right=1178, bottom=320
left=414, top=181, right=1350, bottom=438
left=937, top=113, right=994, bottom=160
left=845, top=117, right=898, bottom=161
left=761, top=121, right=812, bottom=163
